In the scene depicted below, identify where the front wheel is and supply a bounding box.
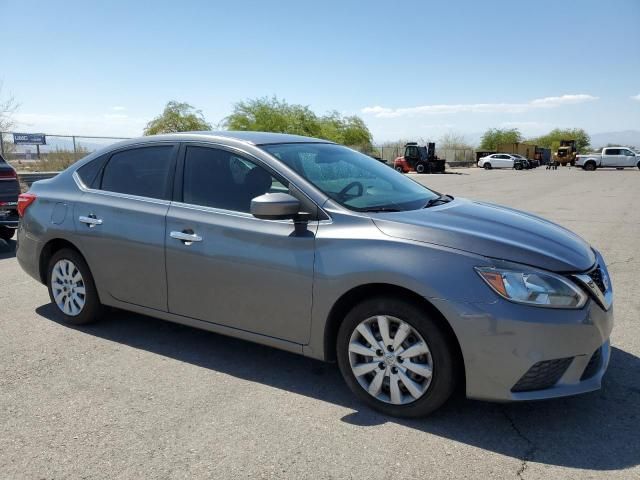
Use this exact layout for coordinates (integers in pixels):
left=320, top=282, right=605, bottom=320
left=514, top=163, right=523, bottom=170
left=336, top=297, right=457, bottom=418
left=47, top=248, right=104, bottom=325
left=415, top=163, right=426, bottom=174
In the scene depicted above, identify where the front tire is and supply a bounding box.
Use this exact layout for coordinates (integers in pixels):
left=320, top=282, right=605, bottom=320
left=415, top=163, right=426, bottom=174
left=336, top=297, right=457, bottom=418
left=514, top=163, right=523, bottom=170
left=47, top=248, right=104, bottom=325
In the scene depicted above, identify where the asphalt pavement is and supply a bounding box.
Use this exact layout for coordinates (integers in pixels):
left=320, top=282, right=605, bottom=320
left=1, top=166, right=638, bottom=479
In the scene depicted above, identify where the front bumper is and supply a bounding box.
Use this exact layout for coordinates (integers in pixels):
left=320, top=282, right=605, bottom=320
left=433, top=253, right=614, bottom=402
left=434, top=296, right=613, bottom=402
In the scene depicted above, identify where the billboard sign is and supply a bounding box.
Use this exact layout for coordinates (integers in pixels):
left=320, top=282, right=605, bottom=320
left=13, top=133, right=47, bottom=145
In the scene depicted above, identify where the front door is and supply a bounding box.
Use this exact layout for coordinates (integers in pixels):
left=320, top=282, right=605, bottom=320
left=73, top=144, right=177, bottom=311
left=165, top=145, right=316, bottom=344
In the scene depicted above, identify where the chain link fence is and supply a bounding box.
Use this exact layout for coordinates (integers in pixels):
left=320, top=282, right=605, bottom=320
left=0, top=132, right=130, bottom=171
left=356, top=145, right=477, bottom=167
left=1, top=131, right=479, bottom=172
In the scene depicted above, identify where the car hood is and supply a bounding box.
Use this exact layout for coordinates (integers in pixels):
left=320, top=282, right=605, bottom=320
left=371, top=198, right=595, bottom=272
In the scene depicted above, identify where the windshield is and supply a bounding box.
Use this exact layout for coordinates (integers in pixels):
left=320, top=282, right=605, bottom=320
left=262, top=143, right=438, bottom=211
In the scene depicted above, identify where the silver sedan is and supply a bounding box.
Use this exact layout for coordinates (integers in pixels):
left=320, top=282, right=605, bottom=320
left=16, top=131, right=613, bottom=417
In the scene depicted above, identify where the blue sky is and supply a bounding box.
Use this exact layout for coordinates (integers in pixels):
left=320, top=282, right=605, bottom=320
left=1, top=0, right=639, bottom=143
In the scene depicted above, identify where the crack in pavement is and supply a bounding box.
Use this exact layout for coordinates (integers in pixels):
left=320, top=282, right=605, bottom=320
left=500, top=407, right=537, bottom=480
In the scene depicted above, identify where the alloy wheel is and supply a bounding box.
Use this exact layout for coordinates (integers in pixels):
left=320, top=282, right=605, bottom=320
left=51, top=259, right=86, bottom=316
left=348, top=315, right=433, bottom=405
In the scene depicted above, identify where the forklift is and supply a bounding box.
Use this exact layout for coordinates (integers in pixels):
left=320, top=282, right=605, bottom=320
left=393, top=142, right=446, bottom=173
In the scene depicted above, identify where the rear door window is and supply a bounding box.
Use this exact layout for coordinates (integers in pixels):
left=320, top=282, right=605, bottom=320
left=100, top=146, right=175, bottom=200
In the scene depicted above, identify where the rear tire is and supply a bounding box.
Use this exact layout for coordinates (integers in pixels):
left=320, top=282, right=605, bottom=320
left=395, top=166, right=404, bottom=173
left=0, top=226, right=14, bottom=241
left=483, top=163, right=492, bottom=170
left=47, top=248, right=104, bottom=325
left=336, top=297, right=457, bottom=418
left=584, top=162, right=596, bottom=171
left=637, top=161, right=640, bottom=170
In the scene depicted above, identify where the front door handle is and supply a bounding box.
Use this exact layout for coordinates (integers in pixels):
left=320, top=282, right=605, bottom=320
left=170, top=230, right=202, bottom=244
left=79, top=215, right=103, bottom=227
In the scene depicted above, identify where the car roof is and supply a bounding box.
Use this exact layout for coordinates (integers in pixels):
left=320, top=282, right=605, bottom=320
left=125, top=131, right=334, bottom=146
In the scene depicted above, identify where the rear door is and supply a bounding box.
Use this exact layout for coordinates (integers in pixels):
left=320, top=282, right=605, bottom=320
left=73, top=143, right=178, bottom=311
left=165, top=144, right=316, bottom=343
left=601, top=148, right=620, bottom=167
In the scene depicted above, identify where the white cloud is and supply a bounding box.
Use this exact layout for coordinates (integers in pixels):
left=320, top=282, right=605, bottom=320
left=13, top=112, right=146, bottom=137
left=362, top=94, right=599, bottom=118
left=631, top=94, right=640, bottom=101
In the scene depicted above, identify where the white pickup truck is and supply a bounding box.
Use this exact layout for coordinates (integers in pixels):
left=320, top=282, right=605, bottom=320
left=576, top=147, right=639, bottom=171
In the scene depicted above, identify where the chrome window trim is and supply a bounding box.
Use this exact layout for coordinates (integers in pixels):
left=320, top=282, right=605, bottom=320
left=72, top=171, right=171, bottom=206
left=170, top=200, right=331, bottom=225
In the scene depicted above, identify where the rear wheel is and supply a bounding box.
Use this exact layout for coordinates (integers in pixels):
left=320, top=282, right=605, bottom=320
left=337, top=297, right=457, bottom=417
left=395, top=166, right=404, bottom=173
left=637, top=161, right=640, bottom=170
left=483, top=163, right=492, bottom=170
left=0, top=226, right=14, bottom=241
left=584, top=162, right=596, bottom=171
left=47, top=248, right=104, bottom=325
left=415, top=163, right=426, bottom=174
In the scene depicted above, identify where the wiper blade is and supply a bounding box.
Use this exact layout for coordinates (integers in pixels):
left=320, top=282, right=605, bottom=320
left=359, top=207, right=402, bottom=212
left=423, top=194, right=453, bottom=208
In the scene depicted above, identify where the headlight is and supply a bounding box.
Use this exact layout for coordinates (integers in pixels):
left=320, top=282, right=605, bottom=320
left=475, top=267, right=587, bottom=308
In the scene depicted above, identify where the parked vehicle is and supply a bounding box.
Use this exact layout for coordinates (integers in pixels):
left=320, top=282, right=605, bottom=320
left=17, top=132, right=613, bottom=417
left=497, top=142, right=540, bottom=167
left=477, top=153, right=524, bottom=170
left=0, top=153, right=20, bottom=241
left=553, top=140, right=577, bottom=166
left=393, top=142, right=445, bottom=174
left=576, top=147, right=639, bottom=171
left=511, top=154, right=532, bottom=169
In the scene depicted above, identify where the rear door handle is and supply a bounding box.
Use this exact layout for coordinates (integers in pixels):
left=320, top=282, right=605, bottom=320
left=79, top=215, right=103, bottom=227
left=170, top=230, right=202, bottom=244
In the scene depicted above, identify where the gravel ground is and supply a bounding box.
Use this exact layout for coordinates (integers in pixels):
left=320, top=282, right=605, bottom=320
left=1, top=166, right=638, bottom=479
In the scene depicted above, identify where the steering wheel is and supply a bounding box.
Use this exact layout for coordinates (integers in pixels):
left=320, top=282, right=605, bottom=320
left=337, top=181, right=364, bottom=199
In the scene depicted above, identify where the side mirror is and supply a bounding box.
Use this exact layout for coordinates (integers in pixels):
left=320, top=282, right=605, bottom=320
left=251, top=192, right=300, bottom=220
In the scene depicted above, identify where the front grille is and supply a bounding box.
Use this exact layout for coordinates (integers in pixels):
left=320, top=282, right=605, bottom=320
left=511, top=357, right=573, bottom=392
left=589, top=266, right=607, bottom=294
left=580, top=348, right=602, bottom=381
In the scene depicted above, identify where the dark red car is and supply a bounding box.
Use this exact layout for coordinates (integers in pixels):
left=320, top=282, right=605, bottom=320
left=0, top=153, right=20, bottom=241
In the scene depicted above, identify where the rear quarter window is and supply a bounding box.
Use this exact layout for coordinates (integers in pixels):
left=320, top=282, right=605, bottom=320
left=76, top=155, right=108, bottom=188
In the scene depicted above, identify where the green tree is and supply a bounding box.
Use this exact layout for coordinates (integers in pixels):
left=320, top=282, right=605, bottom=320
left=439, top=131, right=473, bottom=150
left=479, top=128, right=523, bottom=150
left=224, top=96, right=373, bottom=150
left=143, top=101, right=211, bottom=135
left=531, top=128, right=591, bottom=154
